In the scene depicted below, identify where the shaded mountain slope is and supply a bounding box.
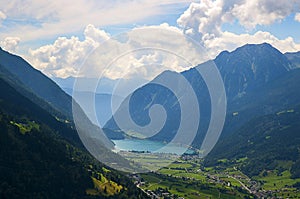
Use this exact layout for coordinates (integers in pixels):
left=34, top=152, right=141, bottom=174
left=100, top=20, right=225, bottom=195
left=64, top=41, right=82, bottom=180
left=285, top=51, right=300, bottom=68
left=0, top=47, right=116, bottom=152
left=204, top=103, right=300, bottom=178
left=222, top=68, right=300, bottom=139
left=0, top=48, right=72, bottom=118
left=0, top=74, right=147, bottom=198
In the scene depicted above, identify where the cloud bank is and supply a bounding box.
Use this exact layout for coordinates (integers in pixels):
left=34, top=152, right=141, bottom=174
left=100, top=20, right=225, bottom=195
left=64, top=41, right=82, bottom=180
left=29, top=24, right=210, bottom=79
left=0, top=0, right=193, bottom=42
left=178, top=0, right=300, bottom=38
left=232, top=0, right=299, bottom=29
left=7, top=0, right=300, bottom=79
left=177, top=0, right=300, bottom=57
left=28, top=24, right=109, bottom=78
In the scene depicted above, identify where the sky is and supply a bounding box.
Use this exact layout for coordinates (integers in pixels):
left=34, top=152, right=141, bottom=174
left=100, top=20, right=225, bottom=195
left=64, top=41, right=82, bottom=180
left=1, top=0, right=300, bottom=80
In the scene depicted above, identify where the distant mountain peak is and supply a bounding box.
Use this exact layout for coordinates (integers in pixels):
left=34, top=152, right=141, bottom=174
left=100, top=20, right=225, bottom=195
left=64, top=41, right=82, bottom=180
left=229, top=43, right=282, bottom=57
left=213, top=43, right=292, bottom=99
left=241, top=42, right=273, bottom=48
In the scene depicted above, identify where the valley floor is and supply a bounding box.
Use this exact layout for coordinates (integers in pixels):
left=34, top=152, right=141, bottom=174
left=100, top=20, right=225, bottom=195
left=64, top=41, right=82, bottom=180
left=128, top=153, right=300, bottom=199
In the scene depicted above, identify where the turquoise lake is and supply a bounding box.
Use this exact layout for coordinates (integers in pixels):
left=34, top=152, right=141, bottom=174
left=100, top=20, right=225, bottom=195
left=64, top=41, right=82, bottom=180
left=112, top=139, right=195, bottom=155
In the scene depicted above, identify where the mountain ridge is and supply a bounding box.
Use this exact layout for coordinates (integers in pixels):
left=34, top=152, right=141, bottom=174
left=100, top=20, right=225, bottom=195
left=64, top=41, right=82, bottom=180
left=0, top=47, right=117, bottom=150
left=0, top=48, right=72, bottom=118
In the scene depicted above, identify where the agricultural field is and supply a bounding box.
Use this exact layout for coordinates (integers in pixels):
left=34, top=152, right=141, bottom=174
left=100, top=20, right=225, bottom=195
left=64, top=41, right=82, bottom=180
left=135, top=155, right=300, bottom=199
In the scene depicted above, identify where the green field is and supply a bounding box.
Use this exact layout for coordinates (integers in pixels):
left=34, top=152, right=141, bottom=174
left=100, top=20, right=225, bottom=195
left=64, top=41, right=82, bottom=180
left=136, top=156, right=300, bottom=198
left=141, top=172, right=247, bottom=199
left=10, top=120, right=40, bottom=134
left=252, top=170, right=300, bottom=198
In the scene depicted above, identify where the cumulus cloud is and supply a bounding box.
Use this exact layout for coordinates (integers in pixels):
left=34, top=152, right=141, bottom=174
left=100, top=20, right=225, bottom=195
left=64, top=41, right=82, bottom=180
left=84, top=24, right=110, bottom=42
left=0, top=37, right=20, bottom=53
left=177, top=0, right=300, bottom=57
left=232, top=0, right=300, bottom=29
left=28, top=23, right=300, bottom=80
left=177, top=1, right=228, bottom=40
left=11, top=1, right=300, bottom=80
left=87, top=23, right=207, bottom=80
left=28, top=25, right=106, bottom=78
left=29, top=23, right=209, bottom=80
left=178, top=0, right=300, bottom=40
left=295, top=13, right=300, bottom=22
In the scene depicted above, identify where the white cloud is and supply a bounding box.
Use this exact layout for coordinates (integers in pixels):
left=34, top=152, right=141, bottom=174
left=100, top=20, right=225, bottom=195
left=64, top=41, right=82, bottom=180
left=177, top=1, right=227, bottom=40
left=232, top=0, right=300, bottom=29
left=0, top=10, right=6, bottom=26
left=178, top=0, right=300, bottom=40
left=0, top=37, right=20, bottom=53
left=177, top=0, right=300, bottom=57
left=0, top=0, right=193, bottom=42
left=6, top=1, right=300, bottom=80
left=84, top=24, right=110, bottom=42
left=29, top=37, right=96, bottom=78
left=28, top=23, right=210, bottom=79
left=27, top=22, right=300, bottom=80
left=0, top=11, right=6, bottom=20
left=203, top=31, right=300, bottom=58
left=295, top=13, right=300, bottom=22
left=28, top=24, right=113, bottom=78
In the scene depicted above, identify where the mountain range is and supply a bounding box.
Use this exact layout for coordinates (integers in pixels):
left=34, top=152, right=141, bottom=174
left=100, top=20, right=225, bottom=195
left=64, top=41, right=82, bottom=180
left=105, top=43, right=298, bottom=142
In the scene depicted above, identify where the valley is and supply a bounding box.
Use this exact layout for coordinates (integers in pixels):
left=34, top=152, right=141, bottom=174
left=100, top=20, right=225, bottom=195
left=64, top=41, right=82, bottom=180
left=1, top=1, right=300, bottom=198
left=1, top=42, right=300, bottom=198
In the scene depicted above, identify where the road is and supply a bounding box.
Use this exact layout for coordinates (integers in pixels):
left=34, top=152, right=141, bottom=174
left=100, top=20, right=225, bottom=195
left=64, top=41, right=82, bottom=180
left=228, top=175, right=252, bottom=194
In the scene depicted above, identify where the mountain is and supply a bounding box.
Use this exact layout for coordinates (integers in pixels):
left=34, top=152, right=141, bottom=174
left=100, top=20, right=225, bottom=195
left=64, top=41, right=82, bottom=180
left=0, top=47, right=116, bottom=150
left=0, top=48, right=143, bottom=172
left=53, top=76, right=148, bottom=126
left=214, top=43, right=292, bottom=99
left=53, top=76, right=117, bottom=95
left=53, top=76, right=148, bottom=97
left=104, top=43, right=296, bottom=148
left=72, top=91, right=124, bottom=126
left=0, top=48, right=147, bottom=198
left=203, top=67, right=300, bottom=177
left=222, top=66, right=300, bottom=138
left=285, top=51, right=300, bottom=68
left=204, top=102, right=300, bottom=178
left=103, top=42, right=300, bottom=193
left=53, top=77, right=125, bottom=126
left=0, top=76, right=146, bottom=198
left=0, top=48, right=72, bottom=118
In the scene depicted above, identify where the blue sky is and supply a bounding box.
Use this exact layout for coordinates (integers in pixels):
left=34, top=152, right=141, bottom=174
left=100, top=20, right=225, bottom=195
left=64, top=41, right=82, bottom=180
left=0, top=0, right=300, bottom=79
